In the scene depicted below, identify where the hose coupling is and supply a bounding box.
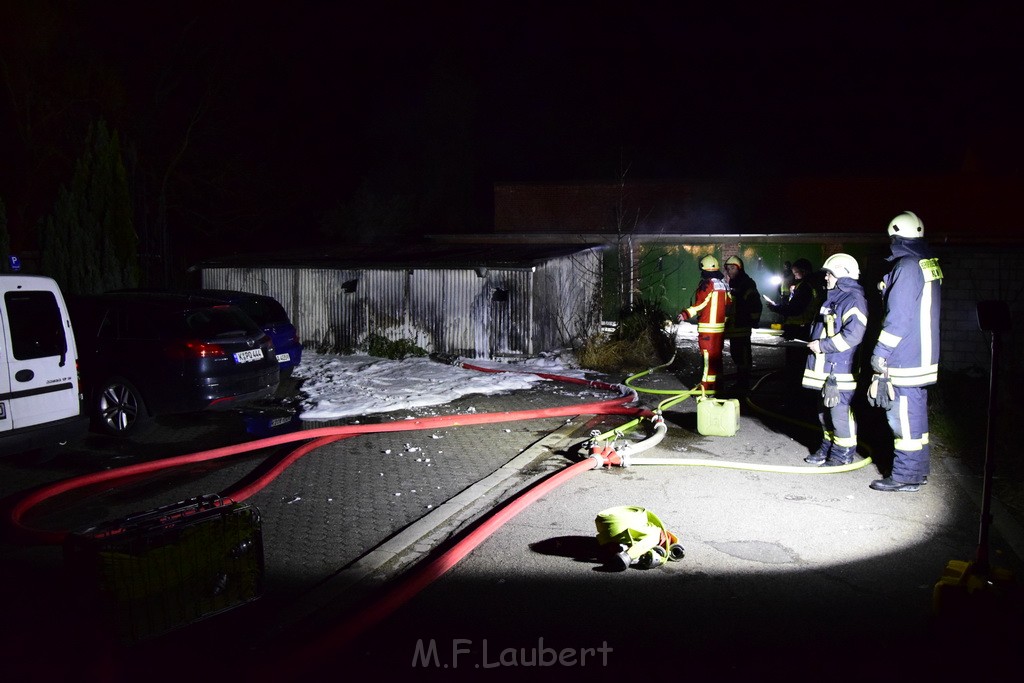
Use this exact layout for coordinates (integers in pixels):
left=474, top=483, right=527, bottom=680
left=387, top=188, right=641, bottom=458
left=588, top=443, right=622, bottom=468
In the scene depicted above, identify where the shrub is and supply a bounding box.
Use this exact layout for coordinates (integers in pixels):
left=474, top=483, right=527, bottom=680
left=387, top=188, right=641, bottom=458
left=577, top=301, right=675, bottom=373
left=365, top=333, right=428, bottom=360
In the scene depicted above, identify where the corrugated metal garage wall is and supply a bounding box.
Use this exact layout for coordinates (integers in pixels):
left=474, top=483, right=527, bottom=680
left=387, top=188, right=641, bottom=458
left=478, top=269, right=533, bottom=357
left=534, top=248, right=602, bottom=351
left=360, top=270, right=412, bottom=349
left=200, top=249, right=602, bottom=359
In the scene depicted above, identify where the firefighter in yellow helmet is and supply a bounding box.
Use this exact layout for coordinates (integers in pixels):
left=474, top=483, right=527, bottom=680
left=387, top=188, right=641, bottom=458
left=678, top=255, right=731, bottom=391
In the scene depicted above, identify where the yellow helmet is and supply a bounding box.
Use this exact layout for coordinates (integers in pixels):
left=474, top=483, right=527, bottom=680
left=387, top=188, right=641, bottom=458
left=724, top=256, right=744, bottom=269
left=700, top=255, right=720, bottom=271
left=822, top=253, right=860, bottom=280
left=887, top=211, right=924, bottom=239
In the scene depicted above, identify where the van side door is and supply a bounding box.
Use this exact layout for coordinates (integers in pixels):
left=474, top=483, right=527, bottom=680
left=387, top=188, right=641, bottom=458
left=1, top=288, right=80, bottom=429
left=0, top=326, right=11, bottom=434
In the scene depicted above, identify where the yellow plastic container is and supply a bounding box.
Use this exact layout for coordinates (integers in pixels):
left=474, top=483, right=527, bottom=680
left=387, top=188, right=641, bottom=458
left=933, top=559, right=1016, bottom=620
left=696, top=395, right=740, bottom=436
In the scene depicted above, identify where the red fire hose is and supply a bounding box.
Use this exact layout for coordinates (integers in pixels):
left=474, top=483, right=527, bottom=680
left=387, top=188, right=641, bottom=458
left=5, top=369, right=644, bottom=547
left=280, top=455, right=609, bottom=676
left=3, top=361, right=659, bottom=678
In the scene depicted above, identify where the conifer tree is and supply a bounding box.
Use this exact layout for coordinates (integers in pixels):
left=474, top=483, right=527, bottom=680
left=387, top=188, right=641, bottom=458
left=40, top=120, right=139, bottom=294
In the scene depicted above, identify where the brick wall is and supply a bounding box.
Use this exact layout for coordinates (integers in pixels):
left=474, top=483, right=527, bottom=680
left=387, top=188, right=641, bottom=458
left=934, top=244, right=1023, bottom=376
left=490, top=180, right=1024, bottom=377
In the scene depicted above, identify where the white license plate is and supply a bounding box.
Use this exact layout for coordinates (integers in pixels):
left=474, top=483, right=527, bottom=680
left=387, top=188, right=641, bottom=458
left=233, top=349, right=264, bottom=364
left=276, top=353, right=291, bottom=363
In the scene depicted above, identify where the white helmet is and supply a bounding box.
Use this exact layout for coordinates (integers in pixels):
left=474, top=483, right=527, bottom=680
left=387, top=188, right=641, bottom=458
left=887, top=211, right=924, bottom=239
left=822, top=253, right=860, bottom=280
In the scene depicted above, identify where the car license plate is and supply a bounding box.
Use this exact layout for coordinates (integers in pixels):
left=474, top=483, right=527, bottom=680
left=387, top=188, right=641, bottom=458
left=275, top=353, right=290, bottom=363
left=234, top=349, right=264, bottom=364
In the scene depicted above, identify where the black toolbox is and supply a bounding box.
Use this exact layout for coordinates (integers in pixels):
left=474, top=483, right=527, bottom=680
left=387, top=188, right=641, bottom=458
left=64, top=494, right=264, bottom=644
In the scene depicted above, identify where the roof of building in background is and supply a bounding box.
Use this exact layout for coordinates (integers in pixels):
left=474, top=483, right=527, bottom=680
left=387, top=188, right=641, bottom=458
left=189, top=242, right=601, bottom=272
left=191, top=172, right=1024, bottom=274
left=493, top=173, right=1024, bottom=243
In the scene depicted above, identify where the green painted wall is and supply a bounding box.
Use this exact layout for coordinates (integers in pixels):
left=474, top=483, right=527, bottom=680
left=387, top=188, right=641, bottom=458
left=603, top=240, right=882, bottom=322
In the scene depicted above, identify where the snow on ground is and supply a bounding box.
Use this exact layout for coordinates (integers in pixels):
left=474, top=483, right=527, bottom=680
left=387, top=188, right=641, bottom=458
left=292, top=351, right=591, bottom=421
left=287, top=324, right=725, bottom=422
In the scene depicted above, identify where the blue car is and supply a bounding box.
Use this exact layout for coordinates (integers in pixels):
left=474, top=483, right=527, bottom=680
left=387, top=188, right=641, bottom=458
left=71, top=292, right=280, bottom=436
left=195, top=290, right=303, bottom=377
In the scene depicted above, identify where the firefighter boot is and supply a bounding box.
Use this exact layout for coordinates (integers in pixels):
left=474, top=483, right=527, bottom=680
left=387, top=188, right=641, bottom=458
left=824, top=445, right=855, bottom=467
left=804, top=440, right=832, bottom=465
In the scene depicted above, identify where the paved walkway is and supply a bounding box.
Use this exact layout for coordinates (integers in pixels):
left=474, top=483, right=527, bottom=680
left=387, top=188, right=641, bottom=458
left=1, top=333, right=1021, bottom=681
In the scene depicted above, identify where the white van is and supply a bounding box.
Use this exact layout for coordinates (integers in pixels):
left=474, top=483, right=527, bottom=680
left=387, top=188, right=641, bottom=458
left=0, top=275, right=87, bottom=456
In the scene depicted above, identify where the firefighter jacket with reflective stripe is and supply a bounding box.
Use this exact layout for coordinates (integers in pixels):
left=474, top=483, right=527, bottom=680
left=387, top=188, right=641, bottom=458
left=802, top=277, right=868, bottom=391
left=769, top=276, right=823, bottom=327
left=724, top=270, right=763, bottom=338
left=872, top=239, right=943, bottom=387
left=682, top=274, right=730, bottom=334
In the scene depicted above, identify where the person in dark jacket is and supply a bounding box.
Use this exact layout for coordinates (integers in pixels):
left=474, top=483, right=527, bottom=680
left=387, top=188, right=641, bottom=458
left=802, top=253, right=868, bottom=466
left=768, top=258, right=824, bottom=384
left=868, top=211, right=943, bottom=492
left=779, top=261, right=795, bottom=300
left=723, top=255, right=762, bottom=394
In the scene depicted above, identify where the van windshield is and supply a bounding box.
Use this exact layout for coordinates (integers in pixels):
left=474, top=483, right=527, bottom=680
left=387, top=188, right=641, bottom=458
left=5, top=290, right=68, bottom=360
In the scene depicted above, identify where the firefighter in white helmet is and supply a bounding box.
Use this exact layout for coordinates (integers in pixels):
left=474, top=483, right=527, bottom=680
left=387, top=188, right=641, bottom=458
left=723, top=255, right=762, bottom=395
left=802, top=253, right=868, bottom=466
left=678, top=255, right=731, bottom=391
left=868, top=211, right=943, bottom=492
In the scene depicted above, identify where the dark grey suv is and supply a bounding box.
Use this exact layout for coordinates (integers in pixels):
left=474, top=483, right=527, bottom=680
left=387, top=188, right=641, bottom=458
left=70, top=292, right=280, bottom=436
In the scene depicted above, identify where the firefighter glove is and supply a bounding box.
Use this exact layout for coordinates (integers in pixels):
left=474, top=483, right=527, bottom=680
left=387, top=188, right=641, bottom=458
left=822, top=374, right=840, bottom=408
left=868, top=374, right=894, bottom=410
left=677, top=311, right=688, bottom=322
left=870, top=355, right=887, bottom=374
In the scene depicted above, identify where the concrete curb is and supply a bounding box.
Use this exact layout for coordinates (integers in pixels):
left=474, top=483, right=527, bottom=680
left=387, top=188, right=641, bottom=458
left=271, top=417, right=586, bottom=631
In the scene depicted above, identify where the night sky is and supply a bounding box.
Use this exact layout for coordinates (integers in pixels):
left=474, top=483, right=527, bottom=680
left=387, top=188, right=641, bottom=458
left=2, top=1, right=1022, bottom=262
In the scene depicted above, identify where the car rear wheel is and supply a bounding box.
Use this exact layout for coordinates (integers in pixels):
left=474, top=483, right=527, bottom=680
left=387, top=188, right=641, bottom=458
left=95, top=377, right=150, bottom=436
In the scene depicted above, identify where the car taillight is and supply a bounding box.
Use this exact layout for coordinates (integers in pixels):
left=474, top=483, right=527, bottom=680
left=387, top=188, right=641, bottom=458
left=166, top=340, right=227, bottom=359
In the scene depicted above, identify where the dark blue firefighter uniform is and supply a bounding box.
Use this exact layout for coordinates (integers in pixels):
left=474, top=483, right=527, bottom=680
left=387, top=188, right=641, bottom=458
left=803, top=276, right=868, bottom=460
left=872, top=237, right=943, bottom=483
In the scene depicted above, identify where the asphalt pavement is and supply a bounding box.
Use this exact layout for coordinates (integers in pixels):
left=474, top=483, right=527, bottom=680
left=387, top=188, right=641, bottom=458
left=1, top=334, right=1022, bottom=682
